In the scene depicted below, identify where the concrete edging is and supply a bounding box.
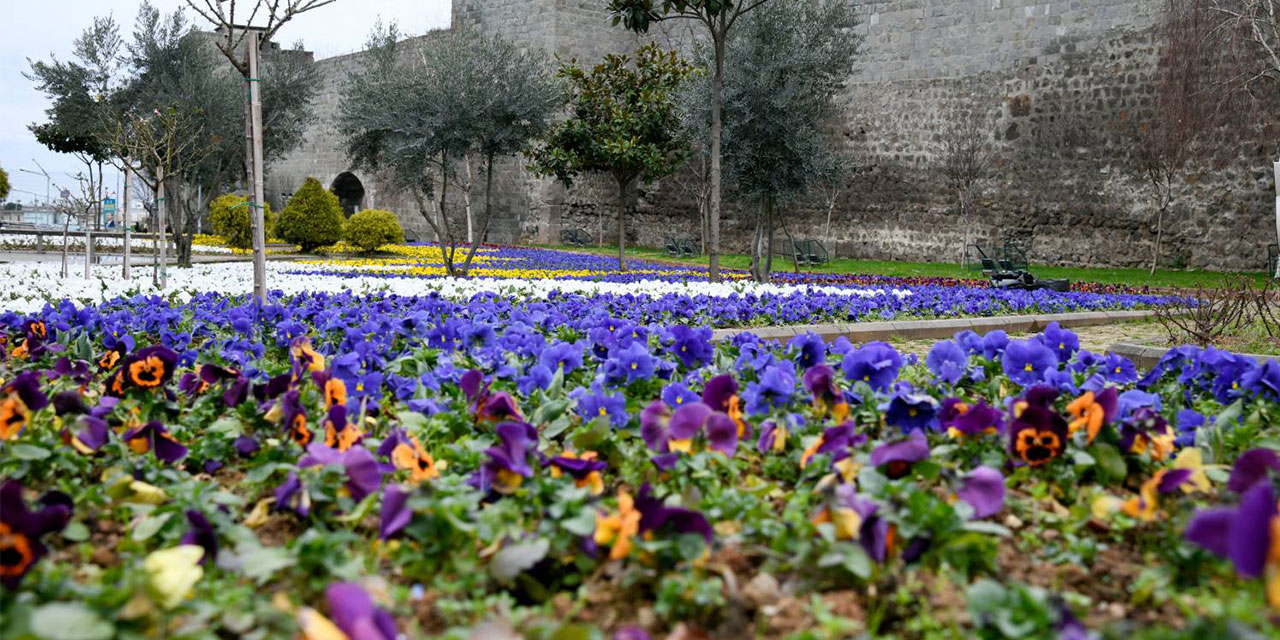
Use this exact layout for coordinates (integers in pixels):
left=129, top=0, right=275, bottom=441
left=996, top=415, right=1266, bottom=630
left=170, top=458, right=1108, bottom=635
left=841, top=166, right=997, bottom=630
left=1107, top=342, right=1276, bottom=369
left=711, top=309, right=1161, bottom=343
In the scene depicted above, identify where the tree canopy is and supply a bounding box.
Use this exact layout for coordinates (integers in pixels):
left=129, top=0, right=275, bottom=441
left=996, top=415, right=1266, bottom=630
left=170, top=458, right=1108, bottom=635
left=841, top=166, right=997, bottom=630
left=530, top=43, right=694, bottom=271
left=683, top=0, right=860, bottom=281
left=339, top=25, right=560, bottom=276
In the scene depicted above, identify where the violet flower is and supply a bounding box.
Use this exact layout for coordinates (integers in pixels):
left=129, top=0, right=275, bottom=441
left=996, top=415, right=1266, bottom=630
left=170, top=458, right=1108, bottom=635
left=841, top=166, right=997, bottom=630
left=870, top=429, right=930, bottom=479
left=1, top=372, right=48, bottom=440
left=122, top=421, right=189, bottom=463
left=957, top=467, right=1006, bottom=519
left=379, top=484, right=411, bottom=540
left=0, top=479, right=73, bottom=589
left=1184, top=482, right=1280, bottom=608
left=179, top=510, right=218, bottom=565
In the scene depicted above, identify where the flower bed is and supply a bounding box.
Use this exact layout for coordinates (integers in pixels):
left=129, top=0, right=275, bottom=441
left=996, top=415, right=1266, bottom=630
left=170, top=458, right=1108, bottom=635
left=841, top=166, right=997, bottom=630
left=301, top=244, right=1149, bottom=294
left=0, top=288, right=1277, bottom=639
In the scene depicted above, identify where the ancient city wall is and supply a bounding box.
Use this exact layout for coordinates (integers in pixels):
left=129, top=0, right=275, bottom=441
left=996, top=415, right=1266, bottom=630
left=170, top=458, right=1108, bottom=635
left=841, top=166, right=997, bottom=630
left=268, top=0, right=1276, bottom=271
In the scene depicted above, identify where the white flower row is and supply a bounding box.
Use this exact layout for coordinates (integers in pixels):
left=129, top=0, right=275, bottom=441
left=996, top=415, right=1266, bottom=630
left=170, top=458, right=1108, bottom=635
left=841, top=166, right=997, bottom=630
left=0, top=234, right=234, bottom=255
left=0, top=260, right=908, bottom=315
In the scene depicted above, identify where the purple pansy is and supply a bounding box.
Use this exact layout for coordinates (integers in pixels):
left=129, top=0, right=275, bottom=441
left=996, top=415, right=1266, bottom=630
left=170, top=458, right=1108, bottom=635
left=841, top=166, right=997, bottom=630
left=0, top=480, right=73, bottom=589
left=957, top=467, right=1006, bottom=519
left=870, top=429, right=930, bottom=479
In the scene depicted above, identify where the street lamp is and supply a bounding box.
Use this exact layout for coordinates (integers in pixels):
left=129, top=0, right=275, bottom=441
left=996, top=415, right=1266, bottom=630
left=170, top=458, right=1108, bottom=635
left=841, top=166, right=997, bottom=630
left=19, top=160, right=51, bottom=205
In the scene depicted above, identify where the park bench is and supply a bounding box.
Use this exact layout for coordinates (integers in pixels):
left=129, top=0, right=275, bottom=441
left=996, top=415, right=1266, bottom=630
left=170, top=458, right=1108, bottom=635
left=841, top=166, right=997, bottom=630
left=789, top=239, right=829, bottom=267
left=562, top=228, right=592, bottom=247
left=665, top=237, right=699, bottom=258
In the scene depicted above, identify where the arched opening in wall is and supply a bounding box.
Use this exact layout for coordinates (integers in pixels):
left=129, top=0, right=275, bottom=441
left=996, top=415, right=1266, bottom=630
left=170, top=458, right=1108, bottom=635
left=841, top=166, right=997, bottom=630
left=331, top=172, right=365, bottom=217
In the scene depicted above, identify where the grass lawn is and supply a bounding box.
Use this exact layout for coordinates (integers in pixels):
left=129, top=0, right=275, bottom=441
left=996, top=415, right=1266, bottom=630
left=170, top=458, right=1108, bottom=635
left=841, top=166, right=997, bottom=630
left=542, top=243, right=1271, bottom=290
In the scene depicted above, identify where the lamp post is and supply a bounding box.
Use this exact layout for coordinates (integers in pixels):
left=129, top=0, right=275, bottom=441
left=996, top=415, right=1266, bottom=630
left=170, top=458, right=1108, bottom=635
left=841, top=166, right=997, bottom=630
left=19, top=163, right=50, bottom=205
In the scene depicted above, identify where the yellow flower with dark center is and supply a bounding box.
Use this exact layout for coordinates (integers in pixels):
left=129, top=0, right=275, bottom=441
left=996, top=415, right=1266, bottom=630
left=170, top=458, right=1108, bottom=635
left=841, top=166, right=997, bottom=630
left=324, top=420, right=362, bottom=452
left=0, top=522, right=35, bottom=583
left=811, top=506, right=863, bottom=540
left=290, top=415, right=313, bottom=447
left=128, top=355, right=167, bottom=389
left=800, top=434, right=826, bottom=469
left=1014, top=430, right=1062, bottom=467
left=99, top=350, right=121, bottom=370
left=324, top=378, right=347, bottom=410
left=391, top=436, right=440, bottom=484
left=492, top=469, right=524, bottom=494
left=0, top=396, right=29, bottom=440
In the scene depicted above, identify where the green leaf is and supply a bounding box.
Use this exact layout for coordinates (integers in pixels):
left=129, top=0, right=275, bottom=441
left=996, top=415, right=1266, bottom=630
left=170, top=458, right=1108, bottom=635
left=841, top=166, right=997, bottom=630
left=238, top=543, right=295, bottom=584
left=209, top=416, right=245, bottom=438
left=61, top=521, right=90, bottom=542
left=962, top=521, right=1013, bottom=537
left=132, top=512, right=172, bottom=542
left=490, top=538, right=550, bottom=581
left=10, top=444, right=51, bottom=461
left=1089, top=443, right=1126, bottom=484
left=562, top=509, right=597, bottom=537
left=550, top=624, right=594, bottom=640
left=1215, top=399, right=1243, bottom=430
left=29, top=603, right=114, bottom=640
left=1070, top=450, right=1096, bottom=467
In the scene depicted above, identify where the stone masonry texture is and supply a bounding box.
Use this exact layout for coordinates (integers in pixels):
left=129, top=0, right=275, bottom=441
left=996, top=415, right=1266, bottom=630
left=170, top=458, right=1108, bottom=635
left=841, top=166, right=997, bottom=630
left=265, top=0, right=1274, bottom=272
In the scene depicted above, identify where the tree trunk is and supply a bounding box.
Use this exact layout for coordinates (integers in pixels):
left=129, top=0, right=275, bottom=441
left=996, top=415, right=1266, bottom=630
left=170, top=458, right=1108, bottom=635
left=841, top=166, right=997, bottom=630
left=59, top=204, right=71, bottom=279
left=1274, top=161, right=1279, bottom=278
left=616, top=176, right=629, bottom=272
left=157, top=170, right=167, bottom=290
left=437, top=151, right=460, bottom=278
left=960, top=192, right=970, bottom=269
left=824, top=191, right=836, bottom=252
left=462, top=154, right=475, bottom=244
left=749, top=200, right=765, bottom=283
left=460, top=151, right=498, bottom=277
left=1150, top=180, right=1170, bottom=277
left=764, top=196, right=775, bottom=280
left=708, top=32, right=726, bottom=283
left=84, top=164, right=94, bottom=281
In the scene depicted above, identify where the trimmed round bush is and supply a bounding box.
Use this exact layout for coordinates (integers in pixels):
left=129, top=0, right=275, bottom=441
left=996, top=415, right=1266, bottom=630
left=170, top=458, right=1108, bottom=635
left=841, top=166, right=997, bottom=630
left=209, top=194, right=275, bottom=250
left=277, top=177, right=345, bottom=252
left=344, top=209, right=404, bottom=253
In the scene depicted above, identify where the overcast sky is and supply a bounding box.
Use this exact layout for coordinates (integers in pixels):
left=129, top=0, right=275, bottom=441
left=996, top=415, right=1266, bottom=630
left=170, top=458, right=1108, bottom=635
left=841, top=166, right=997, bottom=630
left=2, top=0, right=451, bottom=205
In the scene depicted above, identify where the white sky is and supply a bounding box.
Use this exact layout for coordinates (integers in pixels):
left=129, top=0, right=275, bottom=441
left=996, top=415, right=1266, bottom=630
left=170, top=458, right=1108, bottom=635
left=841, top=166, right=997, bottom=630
left=2, top=0, right=451, bottom=205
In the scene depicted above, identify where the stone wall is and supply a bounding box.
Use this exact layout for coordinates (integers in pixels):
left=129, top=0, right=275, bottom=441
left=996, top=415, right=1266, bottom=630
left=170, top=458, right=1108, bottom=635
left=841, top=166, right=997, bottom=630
left=268, top=0, right=1276, bottom=272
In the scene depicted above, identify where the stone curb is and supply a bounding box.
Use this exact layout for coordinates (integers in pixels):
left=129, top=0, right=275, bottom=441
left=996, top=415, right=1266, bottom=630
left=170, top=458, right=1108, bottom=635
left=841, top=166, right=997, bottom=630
left=1106, top=342, right=1277, bottom=369
left=711, top=309, right=1161, bottom=344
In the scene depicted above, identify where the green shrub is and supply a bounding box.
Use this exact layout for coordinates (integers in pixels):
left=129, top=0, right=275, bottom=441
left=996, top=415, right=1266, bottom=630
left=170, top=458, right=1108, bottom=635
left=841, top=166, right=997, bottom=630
left=209, top=194, right=275, bottom=249
left=344, top=209, right=404, bottom=253
left=277, top=177, right=345, bottom=252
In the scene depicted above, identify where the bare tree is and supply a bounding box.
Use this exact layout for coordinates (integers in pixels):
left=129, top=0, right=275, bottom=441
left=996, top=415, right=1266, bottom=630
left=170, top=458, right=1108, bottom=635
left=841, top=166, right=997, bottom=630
left=1124, top=1, right=1231, bottom=276
left=51, top=174, right=98, bottom=280
left=1206, top=0, right=1280, bottom=274
left=939, top=104, right=994, bottom=268
left=103, top=106, right=215, bottom=288
left=183, top=0, right=340, bottom=299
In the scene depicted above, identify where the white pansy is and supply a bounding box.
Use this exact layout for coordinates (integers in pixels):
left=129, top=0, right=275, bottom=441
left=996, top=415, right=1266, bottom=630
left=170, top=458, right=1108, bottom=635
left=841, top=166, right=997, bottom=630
left=0, top=261, right=908, bottom=314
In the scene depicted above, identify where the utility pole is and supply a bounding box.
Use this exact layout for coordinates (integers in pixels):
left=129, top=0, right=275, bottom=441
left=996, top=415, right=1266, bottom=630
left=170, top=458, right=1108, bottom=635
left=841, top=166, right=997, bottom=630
left=248, top=29, right=268, bottom=302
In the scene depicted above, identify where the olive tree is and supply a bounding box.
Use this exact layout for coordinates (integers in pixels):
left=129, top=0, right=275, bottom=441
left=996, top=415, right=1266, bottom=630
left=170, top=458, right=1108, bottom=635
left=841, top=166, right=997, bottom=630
left=609, top=0, right=780, bottom=282
left=340, top=26, right=560, bottom=277
left=684, top=0, right=860, bottom=282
